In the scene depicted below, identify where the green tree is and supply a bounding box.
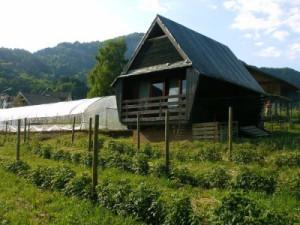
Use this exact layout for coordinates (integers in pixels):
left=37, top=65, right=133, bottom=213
left=87, top=38, right=127, bottom=97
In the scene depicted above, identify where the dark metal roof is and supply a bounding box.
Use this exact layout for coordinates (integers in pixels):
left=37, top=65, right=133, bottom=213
left=157, top=15, right=264, bottom=94
left=18, top=92, right=61, bottom=105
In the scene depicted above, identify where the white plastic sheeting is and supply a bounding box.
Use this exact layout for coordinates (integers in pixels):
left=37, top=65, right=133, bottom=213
left=0, top=96, right=127, bottom=132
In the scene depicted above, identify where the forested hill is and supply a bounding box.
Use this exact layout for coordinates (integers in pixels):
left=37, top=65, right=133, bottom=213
left=0, top=33, right=143, bottom=99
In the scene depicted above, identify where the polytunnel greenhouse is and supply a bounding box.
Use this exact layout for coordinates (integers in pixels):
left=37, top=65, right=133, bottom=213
left=0, top=96, right=126, bottom=132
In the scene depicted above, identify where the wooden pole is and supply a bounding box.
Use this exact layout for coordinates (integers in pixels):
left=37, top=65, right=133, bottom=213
left=4, top=121, right=8, bottom=143
left=71, top=117, right=76, bottom=144
left=16, top=119, right=21, bottom=161
left=92, top=114, right=99, bottom=197
left=228, top=107, right=233, bottom=161
left=165, top=110, right=170, bottom=175
left=88, top=117, right=92, bottom=151
left=27, top=121, right=30, bottom=142
left=23, top=118, right=27, bottom=143
left=137, top=112, right=140, bottom=150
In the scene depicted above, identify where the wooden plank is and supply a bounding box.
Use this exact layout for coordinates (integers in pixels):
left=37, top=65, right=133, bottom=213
left=122, top=107, right=185, bottom=116
left=122, top=101, right=186, bottom=110
left=123, top=115, right=186, bottom=122
left=137, top=113, right=140, bottom=151
left=71, top=117, right=75, bottom=144
left=192, top=130, right=218, bottom=135
left=228, top=107, right=233, bottom=161
left=88, top=117, right=92, bottom=152
left=192, top=122, right=218, bottom=128
left=165, top=110, right=170, bottom=175
left=123, top=94, right=186, bottom=104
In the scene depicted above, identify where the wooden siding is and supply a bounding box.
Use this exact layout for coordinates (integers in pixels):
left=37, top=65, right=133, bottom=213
left=251, top=70, right=281, bottom=95
left=186, top=68, right=200, bottom=121
left=130, top=36, right=183, bottom=70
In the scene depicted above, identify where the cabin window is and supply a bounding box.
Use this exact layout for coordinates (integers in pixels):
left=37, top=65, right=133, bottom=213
left=151, top=81, right=164, bottom=97
left=139, top=81, right=150, bottom=98
left=168, top=78, right=180, bottom=96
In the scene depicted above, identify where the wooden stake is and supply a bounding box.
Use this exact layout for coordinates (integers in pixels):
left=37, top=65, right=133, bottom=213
left=165, top=110, right=170, bottom=175
left=228, top=107, right=233, bottom=161
left=137, top=112, right=140, bottom=150
left=88, top=117, right=93, bottom=151
left=27, top=121, right=30, bottom=142
left=4, top=121, right=8, bottom=143
left=71, top=117, right=76, bottom=144
left=23, top=118, right=27, bottom=143
left=16, top=119, right=21, bottom=161
left=92, top=114, right=99, bottom=196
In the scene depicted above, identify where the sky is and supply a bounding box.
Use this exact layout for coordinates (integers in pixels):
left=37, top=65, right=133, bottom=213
left=0, top=0, right=300, bottom=70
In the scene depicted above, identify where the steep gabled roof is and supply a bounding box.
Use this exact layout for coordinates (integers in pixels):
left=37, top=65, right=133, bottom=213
left=18, top=92, right=61, bottom=105
left=156, top=15, right=264, bottom=93
left=117, top=15, right=264, bottom=94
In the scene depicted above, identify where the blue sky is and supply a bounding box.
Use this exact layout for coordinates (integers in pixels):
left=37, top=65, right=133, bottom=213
left=1, top=0, right=300, bottom=70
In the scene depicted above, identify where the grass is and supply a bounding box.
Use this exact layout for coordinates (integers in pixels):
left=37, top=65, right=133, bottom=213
left=0, top=122, right=299, bottom=224
left=0, top=167, right=141, bottom=225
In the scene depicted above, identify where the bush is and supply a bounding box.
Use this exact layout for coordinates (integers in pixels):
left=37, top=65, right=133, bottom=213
left=235, top=168, right=277, bottom=194
left=80, top=152, right=93, bottom=167
left=105, top=140, right=136, bottom=156
left=164, top=194, right=194, bottom=225
left=232, top=149, right=265, bottom=164
left=97, top=179, right=132, bottom=215
left=171, top=167, right=198, bottom=186
left=142, top=143, right=153, bottom=159
left=50, top=166, right=75, bottom=191
left=71, top=152, right=81, bottom=164
left=133, top=153, right=149, bottom=175
left=150, top=160, right=168, bottom=177
left=106, top=152, right=133, bottom=172
left=204, top=167, right=231, bottom=189
left=28, top=166, right=54, bottom=189
left=53, top=150, right=66, bottom=161
left=3, top=160, right=30, bottom=176
left=41, top=145, right=52, bottom=159
left=64, top=173, right=93, bottom=199
left=275, top=153, right=300, bottom=167
left=128, top=182, right=164, bottom=225
left=198, top=147, right=222, bottom=162
left=213, top=192, right=291, bottom=225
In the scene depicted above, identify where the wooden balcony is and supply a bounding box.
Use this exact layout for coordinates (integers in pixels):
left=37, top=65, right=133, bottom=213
left=121, top=95, right=187, bottom=124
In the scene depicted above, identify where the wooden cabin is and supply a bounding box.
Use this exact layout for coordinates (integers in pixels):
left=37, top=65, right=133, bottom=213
left=112, top=15, right=266, bottom=141
left=245, top=64, right=300, bottom=120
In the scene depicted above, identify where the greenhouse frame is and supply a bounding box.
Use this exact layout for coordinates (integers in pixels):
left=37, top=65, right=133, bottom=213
left=0, top=96, right=126, bottom=132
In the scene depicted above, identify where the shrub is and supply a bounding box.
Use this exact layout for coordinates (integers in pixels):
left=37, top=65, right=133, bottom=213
left=80, top=152, right=93, bottom=167
left=285, top=173, right=300, bottom=200
left=97, top=179, right=132, bottom=215
left=171, top=167, right=198, bottom=186
left=105, top=140, right=135, bottom=156
left=204, top=167, right=231, bottom=189
left=28, top=166, right=54, bottom=189
left=275, top=153, right=300, bottom=168
left=41, top=145, right=52, bottom=159
left=64, top=173, right=93, bottom=199
left=128, top=182, right=164, bottom=225
left=164, top=194, right=194, bottom=225
left=213, top=191, right=291, bottom=225
left=3, top=160, right=30, bottom=176
left=71, top=152, right=81, bottom=164
left=197, top=147, right=222, bottom=162
left=106, top=152, right=133, bottom=172
left=133, top=153, right=149, bottom=175
left=232, top=149, right=265, bottom=164
left=142, top=143, right=153, bottom=159
left=50, top=166, right=75, bottom=191
left=52, top=150, right=65, bottom=161
left=235, top=168, right=277, bottom=194
left=150, top=160, right=168, bottom=177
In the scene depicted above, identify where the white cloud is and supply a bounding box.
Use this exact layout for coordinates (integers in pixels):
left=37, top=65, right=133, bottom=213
left=288, top=43, right=300, bottom=59
left=272, top=30, right=290, bottom=41
left=208, top=4, right=218, bottom=10
left=285, top=7, right=300, bottom=32
left=138, top=0, right=169, bottom=13
left=255, top=42, right=264, bottom=47
left=257, top=46, right=281, bottom=58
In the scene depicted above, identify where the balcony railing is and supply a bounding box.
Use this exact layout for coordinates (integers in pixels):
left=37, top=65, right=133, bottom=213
left=122, top=95, right=187, bottom=123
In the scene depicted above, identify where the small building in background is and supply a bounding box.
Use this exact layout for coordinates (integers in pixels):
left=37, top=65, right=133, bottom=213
left=13, top=91, right=72, bottom=107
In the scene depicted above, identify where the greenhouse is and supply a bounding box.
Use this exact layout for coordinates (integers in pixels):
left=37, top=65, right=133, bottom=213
left=0, top=96, right=126, bottom=132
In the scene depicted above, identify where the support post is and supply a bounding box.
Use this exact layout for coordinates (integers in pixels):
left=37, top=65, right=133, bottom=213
left=4, top=121, right=8, bottom=143
left=137, top=112, right=140, bottom=150
left=16, top=119, right=21, bottom=161
left=228, top=107, right=233, bottom=161
left=27, top=121, right=30, bottom=142
left=71, top=117, right=76, bottom=144
left=23, top=118, right=27, bottom=143
left=92, top=114, right=99, bottom=197
left=88, top=117, right=92, bottom=151
left=165, top=110, right=170, bottom=175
